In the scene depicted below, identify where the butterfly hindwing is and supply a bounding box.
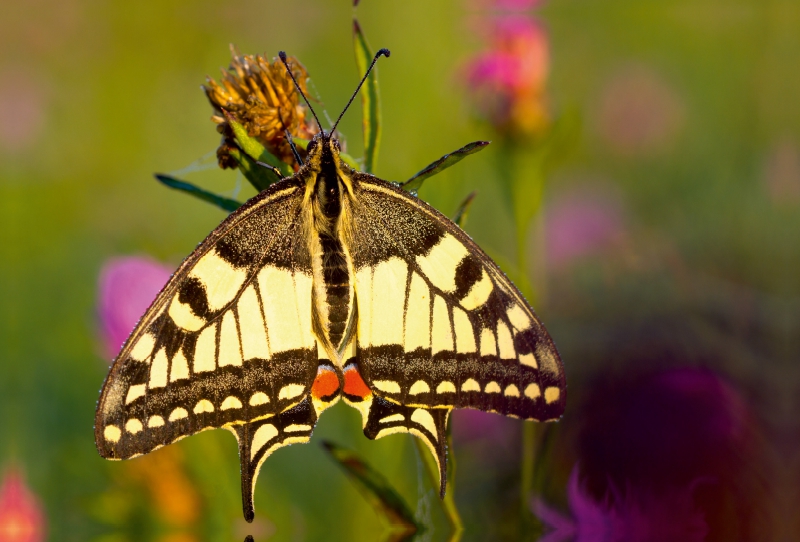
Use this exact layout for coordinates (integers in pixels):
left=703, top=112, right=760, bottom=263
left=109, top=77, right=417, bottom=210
left=95, top=179, right=321, bottom=462
left=347, top=174, right=566, bottom=421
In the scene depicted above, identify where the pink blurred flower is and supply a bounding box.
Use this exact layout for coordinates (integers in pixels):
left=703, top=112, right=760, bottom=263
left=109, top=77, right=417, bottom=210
left=98, top=256, right=172, bottom=359
left=532, top=467, right=709, bottom=542
left=0, top=468, right=45, bottom=542
left=595, top=66, right=684, bottom=156
left=545, top=186, right=626, bottom=269
left=463, top=15, right=549, bottom=134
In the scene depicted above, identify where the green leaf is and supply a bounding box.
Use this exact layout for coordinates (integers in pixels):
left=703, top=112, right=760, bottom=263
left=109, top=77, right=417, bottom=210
left=227, top=117, right=293, bottom=177
left=225, top=145, right=282, bottom=192
left=294, top=138, right=363, bottom=172
left=155, top=174, right=241, bottom=213
left=353, top=19, right=382, bottom=174
left=452, top=191, right=477, bottom=229
left=321, top=441, right=420, bottom=535
left=402, top=141, right=490, bottom=193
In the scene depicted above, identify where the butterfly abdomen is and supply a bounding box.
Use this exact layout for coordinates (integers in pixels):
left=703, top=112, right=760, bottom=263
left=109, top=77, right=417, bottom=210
left=319, top=232, right=352, bottom=350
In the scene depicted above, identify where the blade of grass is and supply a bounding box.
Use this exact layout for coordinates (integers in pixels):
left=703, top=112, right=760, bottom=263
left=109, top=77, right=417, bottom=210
left=413, top=434, right=463, bottom=542
left=322, top=440, right=420, bottom=536
left=353, top=19, right=382, bottom=174
left=452, top=191, right=477, bottom=229
left=402, top=141, right=490, bottom=193
left=155, top=174, right=241, bottom=213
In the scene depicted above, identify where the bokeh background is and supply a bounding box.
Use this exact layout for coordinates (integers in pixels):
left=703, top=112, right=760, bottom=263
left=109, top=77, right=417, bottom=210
left=1, top=0, right=798, bottom=540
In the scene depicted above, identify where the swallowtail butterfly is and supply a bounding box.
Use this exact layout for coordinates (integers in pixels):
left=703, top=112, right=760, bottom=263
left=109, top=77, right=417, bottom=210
left=95, top=49, right=566, bottom=522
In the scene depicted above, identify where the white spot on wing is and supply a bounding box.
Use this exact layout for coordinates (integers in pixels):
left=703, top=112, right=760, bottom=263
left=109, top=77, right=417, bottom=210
left=278, top=384, right=304, bottom=401
left=284, top=424, right=312, bottom=432
left=507, top=303, right=532, bottom=331
left=410, top=409, right=438, bottom=440
left=194, top=324, right=217, bottom=373
left=149, top=348, right=168, bottom=389
left=366, top=258, right=407, bottom=347
left=193, top=399, right=214, bottom=414
left=520, top=353, right=538, bottom=368
left=168, top=408, right=188, bottom=421
left=218, top=311, right=243, bottom=367
left=524, top=383, right=541, bottom=399
left=431, top=295, right=453, bottom=354
left=221, top=396, right=243, bottom=410
left=404, top=272, right=431, bottom=352
left=545, top=387, right=561, bottom=404
left=148, top=416, right=164, bottom=428
left=453, top=307, right=476, bottom=353
left=104, top=425, right=121, bottom=443
left=168, top=298, right=206, bottom=332
left=170, top=348, right=190, bottom=381
left=497, top=321, right=515, bottom=359
left=461, top=379, right=481, bottom=392
left=504, top=384, right=520, bottom=397
left=355, top=266, right=373, bottom=347
left=237, top=285, right=270, bottom=361
left=259, top=266, right=314, bottom=353
left=436, top=381, right=456, bottom=394
left=190, top=249, right=247, bottom=312
left=416, top=234, right=470, bottom=293
left=479, top=327, right=497, bottom=357
left=251, top=424, right=279, bottom=459
left=249, top=392, right=269, bottom=406
left=130, top=333, right=156, bottom=362
left=373, top=380, right=401, bottom=394
left=409, top=381, right=430, bottom=395
left=125, top=384, right=146, bottom=405
left=485, top=381, right=501, bottom=393
left=460, top=268, right=493, bottom=310
left=125, top=419, right=143, bottom=434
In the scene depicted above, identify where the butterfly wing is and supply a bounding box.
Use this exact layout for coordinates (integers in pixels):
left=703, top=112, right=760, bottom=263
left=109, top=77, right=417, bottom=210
left=344, top=173, right=566, bottom=492
left=94, top=179, right=326, bottom=521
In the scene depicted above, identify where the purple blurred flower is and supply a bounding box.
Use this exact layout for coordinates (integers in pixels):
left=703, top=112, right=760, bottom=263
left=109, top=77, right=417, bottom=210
left=545, top=186, right=626, bottom=269
left=0, top=467, right=45, bottom=542
left=462, top=15, right=549, bottom=134
left=532, top=467, right=709, bottom=542
left=544, top=367, right=761, bottom=542
left=98, top=256, right=172, bottom=359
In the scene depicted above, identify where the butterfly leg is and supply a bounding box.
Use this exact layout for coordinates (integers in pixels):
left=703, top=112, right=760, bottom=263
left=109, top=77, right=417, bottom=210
left=363, top=396, right=451, bottom=498
left=230, top=398, right=318, bottom=522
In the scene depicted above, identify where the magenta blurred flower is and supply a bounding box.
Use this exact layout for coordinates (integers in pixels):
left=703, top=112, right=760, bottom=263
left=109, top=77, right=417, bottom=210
left=0, top=468, right=45, bottom=542
left=468, top=0, right=544, bottom=10
left=462, top=15, right=549, bottom=134
left=98, top=256, right=172, bottom=359
left=562, top=367, right=760, bottom=541
left=532, top=467, right=709, bottom=542
left=545, top=187, right=626, bottom=269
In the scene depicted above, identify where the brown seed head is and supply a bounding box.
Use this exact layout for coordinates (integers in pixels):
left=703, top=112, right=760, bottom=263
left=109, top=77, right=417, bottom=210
left=204, top=45, right=319, bottom=168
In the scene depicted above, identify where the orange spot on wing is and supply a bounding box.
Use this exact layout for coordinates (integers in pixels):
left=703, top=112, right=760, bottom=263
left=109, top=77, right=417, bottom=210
left=312, top=368, right=340, bottom=399
left=343, top=366, right=371, bottom=399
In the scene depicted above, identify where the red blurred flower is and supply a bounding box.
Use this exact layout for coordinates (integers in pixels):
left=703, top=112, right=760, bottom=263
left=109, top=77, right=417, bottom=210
left=0, top=468, right=45, bottom=542
left=463, top=15, right=549, bottom=134
left=98, top=256, right=172, bottom=359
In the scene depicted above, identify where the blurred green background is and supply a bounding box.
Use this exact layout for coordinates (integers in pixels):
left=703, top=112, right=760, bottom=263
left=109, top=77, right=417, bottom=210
left=1, top=0, right=798, bottom=540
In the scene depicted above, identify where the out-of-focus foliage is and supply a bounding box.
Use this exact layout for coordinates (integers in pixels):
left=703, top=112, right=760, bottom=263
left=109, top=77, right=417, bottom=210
left=0, top=0, right=797, bottom=541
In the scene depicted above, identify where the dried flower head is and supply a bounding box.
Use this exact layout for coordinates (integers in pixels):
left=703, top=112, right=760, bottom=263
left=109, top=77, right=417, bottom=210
left=204, top=46, right=319, bottom=168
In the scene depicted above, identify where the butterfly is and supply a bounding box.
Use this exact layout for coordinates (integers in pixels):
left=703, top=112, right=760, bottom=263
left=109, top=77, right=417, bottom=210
left=95, top=49, right=566, bottom=522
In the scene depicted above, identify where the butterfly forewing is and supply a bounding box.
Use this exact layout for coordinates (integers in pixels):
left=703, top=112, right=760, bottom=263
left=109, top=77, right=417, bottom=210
left=95, top=180, right=322, bottom=461
left=347, top=174, right=566, bottom=421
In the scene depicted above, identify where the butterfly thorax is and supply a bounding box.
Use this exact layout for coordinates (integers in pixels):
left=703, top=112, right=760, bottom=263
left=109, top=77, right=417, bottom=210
left=304, top=135, right=357, bottom=363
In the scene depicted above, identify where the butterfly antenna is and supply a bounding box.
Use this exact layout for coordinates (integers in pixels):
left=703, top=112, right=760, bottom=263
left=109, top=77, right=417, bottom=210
left=331, top=48, right=390, bottom=134
left=278, top=51, right=324, bottom=134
